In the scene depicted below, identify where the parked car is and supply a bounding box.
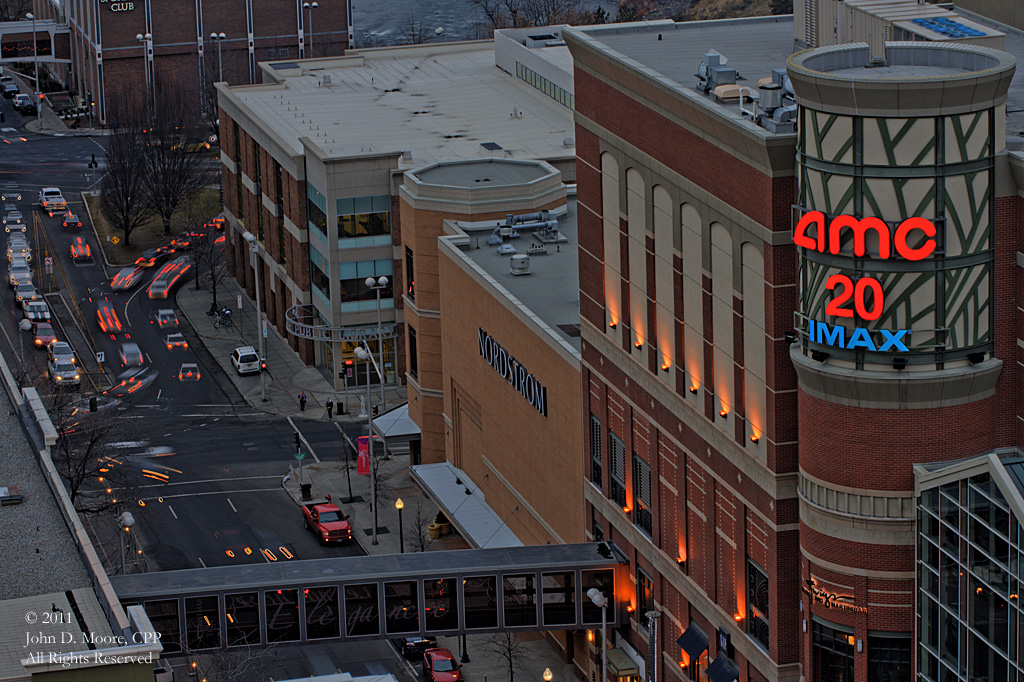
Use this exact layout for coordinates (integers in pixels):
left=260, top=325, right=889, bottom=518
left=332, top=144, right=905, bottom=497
left=12, top=93, right=36, bottom=114
left=230, top=346, right=263, bottom=375
left=2, top=83, right=18, bottom=99
left=8, top=262, right=31, bottom=286
left=7, top=238, right=31, bottom=262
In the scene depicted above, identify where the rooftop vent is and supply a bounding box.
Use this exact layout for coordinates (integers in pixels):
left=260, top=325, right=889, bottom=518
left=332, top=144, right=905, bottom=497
left=321, top=73, right=332, bottom=86
left=510, top=254, right=531, bottom=276
left=481, top=142, right=503, bottom=151
left=497, top=243, right=517, bottom=256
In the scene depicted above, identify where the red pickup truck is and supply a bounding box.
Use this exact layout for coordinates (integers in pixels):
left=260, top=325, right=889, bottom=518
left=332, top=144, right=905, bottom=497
left=302, top=496, right=352, bottom=544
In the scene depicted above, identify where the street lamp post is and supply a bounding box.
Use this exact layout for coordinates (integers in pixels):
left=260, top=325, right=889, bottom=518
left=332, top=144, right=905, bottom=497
left=242, top=231, right=267, bottom=402
left=135, top=32, right=153, bottom=112
left=26, top=13, right=39, bottom=108
left=366, top=276, right=389, bottom=407
left=395, top=498, right=404, bottom=553
left=355, top=341, right=383, bottom=545
left=210, top=32, right=226, bottom=81
left=587, top=588, right=609, bottom=682
left=303, top=2, right=319, bottom=57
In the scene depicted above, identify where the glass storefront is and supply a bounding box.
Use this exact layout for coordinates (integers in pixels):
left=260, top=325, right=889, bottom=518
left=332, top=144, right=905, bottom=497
left=812, top=620, right=854, bottom=682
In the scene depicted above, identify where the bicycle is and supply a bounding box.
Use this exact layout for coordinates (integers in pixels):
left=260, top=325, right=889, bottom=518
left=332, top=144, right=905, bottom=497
left=214, top=311, right=233, bottom=328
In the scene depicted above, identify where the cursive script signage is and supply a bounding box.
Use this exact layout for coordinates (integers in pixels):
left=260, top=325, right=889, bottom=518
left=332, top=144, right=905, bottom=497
left=802, top=577, right=867, bottom=614
left=478, top=328, right=547, bottom=416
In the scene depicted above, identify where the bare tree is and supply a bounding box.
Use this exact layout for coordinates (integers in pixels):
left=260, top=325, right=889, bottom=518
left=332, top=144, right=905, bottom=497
left=406, top=499, right=436, bottom=552
left=398, top=13, right=434, bottom=45
left=179, top=643, right=283, bottom=682
left=47, top=387, right=137, bottom=510
left=170, top=191, right=222, bottom=293
left=100, top=92, right=151, bottom=248
left=470, top=0, right=586, bottom=32
left=480, top=632, right=532, bottom=682
left=0, top=0, right=32, bottom=21
left=142, top=79, right=217, bottom=237
left=200, top=56, right=222, bottom=141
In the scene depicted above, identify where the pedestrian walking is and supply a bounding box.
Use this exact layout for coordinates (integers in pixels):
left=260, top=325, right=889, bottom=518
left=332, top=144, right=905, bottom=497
left=298, top=391, right=306, bottom=411
left=325, top=398, right=334, bottom=420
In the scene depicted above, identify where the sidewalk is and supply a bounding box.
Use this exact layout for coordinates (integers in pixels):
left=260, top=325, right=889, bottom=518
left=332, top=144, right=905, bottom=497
left=176, top=278, right=576, bottom=682
left=22, top=98, right=105, bottom=137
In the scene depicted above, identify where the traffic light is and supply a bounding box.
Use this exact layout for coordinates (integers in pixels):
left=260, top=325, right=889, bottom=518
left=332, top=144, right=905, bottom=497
left=294, top=433, right=300, bottom=447
left=89, top=397, right=97, bottom=412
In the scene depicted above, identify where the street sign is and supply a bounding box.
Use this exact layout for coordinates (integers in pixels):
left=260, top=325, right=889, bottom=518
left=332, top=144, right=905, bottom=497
left=96, top=351, right=105, bottom=363
left=294, top=453, right=306, bottom=461
left=237, top=295, right=242, bottom=310
left=111, top=236, right=120, bottom=245
left=44, top=257, right=52, bottom=266
left=262, top=319, right=268, bottom=338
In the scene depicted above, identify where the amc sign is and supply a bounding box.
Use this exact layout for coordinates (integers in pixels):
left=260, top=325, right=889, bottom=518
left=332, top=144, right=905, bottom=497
left=795, top=211, right=939, bottom=353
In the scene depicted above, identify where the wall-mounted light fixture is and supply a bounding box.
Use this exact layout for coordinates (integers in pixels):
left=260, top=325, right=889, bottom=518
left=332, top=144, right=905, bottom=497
left=661, top=360, right=671, bottom=371
left=689, top=384, right=699, bottom=394
left=634, top=340, right=643, bottom=350
left=734, top=613, right=743, bottom=622
left=811, top=350, right=829, bottom=363
left=719, top=408, right=729, bottom=418
left=892, top=357, right=907, bottom=371
left=608, top=319, right=617, bottom=329
left=750, top=432, right=760, bottom=443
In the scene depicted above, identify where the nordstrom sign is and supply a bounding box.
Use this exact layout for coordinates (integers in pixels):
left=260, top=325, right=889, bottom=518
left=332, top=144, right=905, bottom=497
left=478, top=328, right=547, bottom=417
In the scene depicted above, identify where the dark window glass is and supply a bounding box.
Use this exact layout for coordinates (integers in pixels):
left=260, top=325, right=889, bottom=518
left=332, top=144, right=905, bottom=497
left=265, top=589, right=300, bottom=642
left=277, top=215, right=287, bottom=265
left=339, top=270, right=394, bottom=303
left=406, top=247, right=415, bottom=300
left=590, top=415, right=602, bottom=487
left=542, top=572, right=575, bottom=626
left=812, top=621, right=855, bottom=682
left=408, top=326, right=418, bottom=380
left=581, top=570, right=613, bottom=625
left=464, top=576, right=498, bottom=629
left=633, top=454, right=652, bottom=536
left=185, top=596, right=221, bottom=650
left=144, top=599, right=181, bottom=653
left=307, top=198, right=327, bottom=238
left=310, top=247, right=330, bottom=302
left=384, top=580, right=419, bottom=634
left=304, top=586, right=340, bottom=640
left=1, top=37, right=52, bottom=59
left=424, top=578, right=459, bottom=632
left=867, top=635, right=911, bottom=682
left=609, top=433, right=626, bottom=508
left=253, top=141, right=264, bottom=242
left=503, top=574, right=537, bottom=627
left=344, top=583, right=380, bottom=637
left=748, top=559, right=770, bottom=651
left=225, top=593, right=260, bottom=646
left=636, top=568, right=653, bottom=624
left=592, top=519, right=604, bottom=542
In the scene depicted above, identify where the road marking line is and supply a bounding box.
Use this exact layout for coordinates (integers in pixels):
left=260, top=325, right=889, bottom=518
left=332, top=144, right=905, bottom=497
left=142, top=487, right=280, bottom=501
left=168, top=505, right=178, bottom=519
left=227, top=498, right=237, bottom=512
left=127, top=474, right=282, bottom=489
left=198, top=557, right=207, bottom=568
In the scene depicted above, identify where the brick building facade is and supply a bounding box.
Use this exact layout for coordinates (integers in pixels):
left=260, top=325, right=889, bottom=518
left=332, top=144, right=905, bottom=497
left=564, top=13, right=1024, bottom=682
left=35, top=0, right=350, bottom=124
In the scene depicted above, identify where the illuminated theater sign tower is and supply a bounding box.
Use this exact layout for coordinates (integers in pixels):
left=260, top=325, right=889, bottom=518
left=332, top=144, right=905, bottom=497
left=787, top=42, right=1015, bottom=677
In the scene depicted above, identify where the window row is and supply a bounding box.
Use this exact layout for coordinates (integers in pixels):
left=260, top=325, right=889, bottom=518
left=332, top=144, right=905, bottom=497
left=515, top=62, right=573, bottom=110
left=132, top=570, right=614, bottom=653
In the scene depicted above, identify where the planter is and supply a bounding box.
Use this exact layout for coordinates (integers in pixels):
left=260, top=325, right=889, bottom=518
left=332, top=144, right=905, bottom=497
left=428, top=523, right=441, bottom=540
left=437, top=522, right=451, bottom=536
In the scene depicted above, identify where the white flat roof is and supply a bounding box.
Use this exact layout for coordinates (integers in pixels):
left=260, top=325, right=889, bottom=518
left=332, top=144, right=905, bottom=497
left=229, top=42, right=576, bottom=166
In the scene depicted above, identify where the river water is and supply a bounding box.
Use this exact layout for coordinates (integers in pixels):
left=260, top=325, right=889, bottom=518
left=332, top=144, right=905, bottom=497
left=351, top=0, right=621, bottom=46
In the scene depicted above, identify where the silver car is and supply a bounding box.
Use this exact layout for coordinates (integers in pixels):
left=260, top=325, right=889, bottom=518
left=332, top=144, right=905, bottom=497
left=47, top=340, right=76, bottom=366
left=15, top=281, right=37, bottom=301
left=9, top=264, right=31, bottom=287
left=47, top=358, right=80, bottom=386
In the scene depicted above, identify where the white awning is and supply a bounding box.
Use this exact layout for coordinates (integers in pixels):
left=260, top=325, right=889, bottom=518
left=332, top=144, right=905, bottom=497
left=409, top=462, right=523, bottom=549
left=370, top=402, right=420, bottom=442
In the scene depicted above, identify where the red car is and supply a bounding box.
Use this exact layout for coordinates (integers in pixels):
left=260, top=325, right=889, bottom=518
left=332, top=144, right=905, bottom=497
left=96, top=299, right=122, bottom=333
left=61, top=211, right=82, bottom=229
left=70, top=236, right=91, bottom=260
left=33, top=322, right=57, bottom=347
left=422, top=649, right=462, bottom=682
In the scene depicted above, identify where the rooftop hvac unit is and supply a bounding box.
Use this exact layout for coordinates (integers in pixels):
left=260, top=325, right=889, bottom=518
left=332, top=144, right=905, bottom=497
left=707, top=65, right=736, bottom=90
left=697, top=51, right=728, bottom=92
left=758, top=83, right=783, bottom=113
left=497, top=243, right=517, bottom=255
left=773, top=104, right=797, bottom=123
left=510, top=254, right=531, bottom=275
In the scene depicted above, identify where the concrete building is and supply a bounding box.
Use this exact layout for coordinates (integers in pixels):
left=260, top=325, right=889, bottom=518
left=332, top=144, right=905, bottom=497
left=33, top=0, right=352, bottom=124
left=216, top=34, right=577, bottom=407
left=564, top=4, right=1024, bottom=682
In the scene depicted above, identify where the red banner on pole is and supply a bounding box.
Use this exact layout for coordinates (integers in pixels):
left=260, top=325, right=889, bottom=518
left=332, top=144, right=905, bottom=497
left=356, top=436, right=369, bottom=475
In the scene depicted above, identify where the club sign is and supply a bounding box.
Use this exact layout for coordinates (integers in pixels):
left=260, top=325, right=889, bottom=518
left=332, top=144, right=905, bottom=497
left=795, top=211, right=937, bottom=352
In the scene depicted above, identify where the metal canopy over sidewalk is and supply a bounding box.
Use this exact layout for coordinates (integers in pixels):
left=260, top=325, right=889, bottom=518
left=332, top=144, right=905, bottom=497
left=410, top=462, right=522, bottom=549
left=371, top=402, right=420, bottom=443
left=111, top=543, right=620, bottom=653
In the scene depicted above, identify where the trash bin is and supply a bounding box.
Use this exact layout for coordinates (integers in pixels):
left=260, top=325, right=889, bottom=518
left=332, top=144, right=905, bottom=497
left=300, top=483, right=312, bottom=501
